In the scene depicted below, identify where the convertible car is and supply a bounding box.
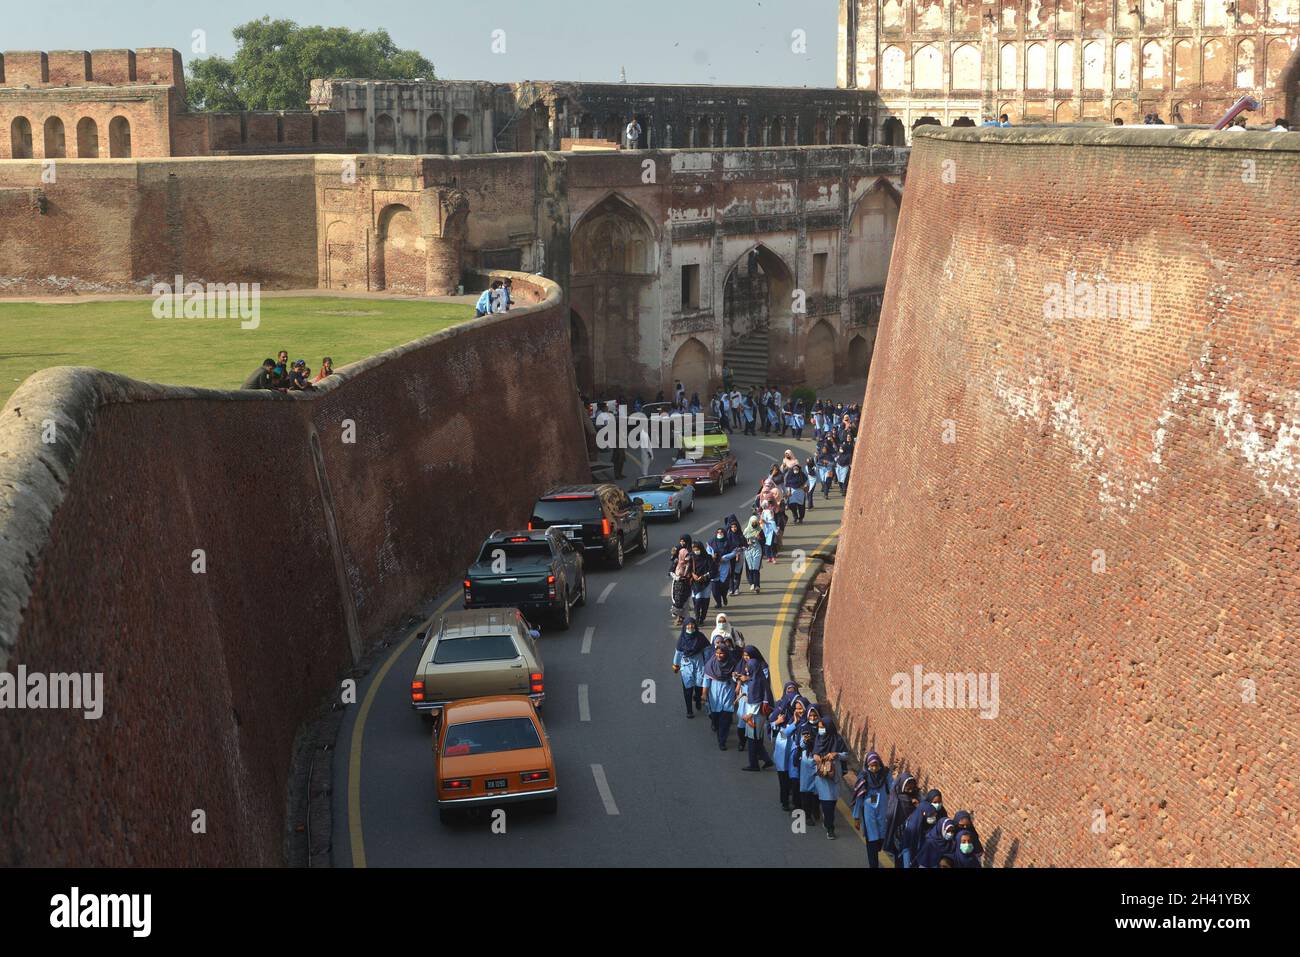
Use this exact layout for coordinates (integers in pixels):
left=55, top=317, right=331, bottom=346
left=661, top=453, right=739, bottom=494
left=629, top=474, right=695, bottom=521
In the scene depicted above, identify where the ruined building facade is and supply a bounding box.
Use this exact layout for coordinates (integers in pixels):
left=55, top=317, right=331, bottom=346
left=309, top=78, right=884, bottom=154
left=0, top=48, right=345, bottom=159
left=839, top=0, right=1300, bottom=138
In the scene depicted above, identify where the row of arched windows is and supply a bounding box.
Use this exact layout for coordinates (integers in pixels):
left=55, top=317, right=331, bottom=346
left=881, top=36, right=1293, bottom=92
left=876, top=0, right=1300, bottom=32
left=9, top=115, right=130, bottom=158
left=373, top=111, right=471, bottom=152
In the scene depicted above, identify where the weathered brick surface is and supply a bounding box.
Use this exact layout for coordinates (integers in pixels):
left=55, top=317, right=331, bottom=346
left=0, top=275, right=588, bottom=865
left=822, top=126, right=1299, bottom=867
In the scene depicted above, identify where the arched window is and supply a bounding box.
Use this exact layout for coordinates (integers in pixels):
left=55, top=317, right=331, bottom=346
left=109, top=116, right=131, bottom=157
left=76, top=117, right=99, bottom=158
left=452, top=114, right=471, bottom=139
left=43, top=116, right=66, bottom=158
left=11, top=116, right=33, bottom=159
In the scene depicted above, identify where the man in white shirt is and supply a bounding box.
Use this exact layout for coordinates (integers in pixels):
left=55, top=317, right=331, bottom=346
left=1271, top=118, right=1291, bottom=132
left=1224, top=117, right=1247, bottom=132
left=625, top=118, right=642, bottom=149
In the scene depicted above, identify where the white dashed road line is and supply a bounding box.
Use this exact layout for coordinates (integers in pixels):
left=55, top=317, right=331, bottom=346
left=578, top=684, right=591, bottom=721
left=581, top=626, right=595, bottom=654
left=590, top=764, right=621, bottom=815
left=597, top=582, right=618, bottom=604
left=754, top=451, right=779, bottom=463
left=636, top=547, right=667, bottom=566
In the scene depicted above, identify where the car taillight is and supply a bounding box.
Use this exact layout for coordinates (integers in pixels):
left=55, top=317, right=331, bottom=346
left=530, top=673, right=544, bottom=694
left=602, top=518, right=611, bottom=537
left=547, top=574, right=556, bottom=599
left=411, top=681, right=425, bottom=703
left=520, top=770, right=550, bottom=783
left=527, top=521, right=534, bottom=530
left=441, top=779, right=471, bottom=790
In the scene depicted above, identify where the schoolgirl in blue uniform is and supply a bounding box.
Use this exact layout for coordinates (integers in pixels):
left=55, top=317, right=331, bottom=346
left=767, top=683, right=802, bottom=810
left=737, top=645, right=774, bottom=771
left=850, top=750, right=894, bottom=867
left=702, top=637, right=738, bottom=749
left=808, top=713, right=848, bottom=839
left=671, top=617, right=709, bottom=718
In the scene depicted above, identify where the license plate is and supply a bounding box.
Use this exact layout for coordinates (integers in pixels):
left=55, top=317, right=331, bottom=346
left=485, top=778, right=508, bottom=790
left=643, top=503, right=653, bottom=511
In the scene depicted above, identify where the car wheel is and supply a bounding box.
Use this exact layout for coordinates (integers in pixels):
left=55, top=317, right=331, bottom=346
left=675, top=503, right=682, bottom=521
left=611, top=536, right=625, bottom=569
left=638, top=523, right=649, bottom=553
left=575, top=572, right=587, bottom=607
left=557, top=592, right=571, bottom=630
left=539, top=796, right=558, bottom=816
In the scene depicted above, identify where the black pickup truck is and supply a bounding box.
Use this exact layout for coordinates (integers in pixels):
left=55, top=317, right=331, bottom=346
left=463, top=529, right=586, bottom=630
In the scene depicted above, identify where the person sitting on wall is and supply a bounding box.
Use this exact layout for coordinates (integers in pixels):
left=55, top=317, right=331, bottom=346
left=290, top=359, right=314, bottom=391
left=314, top=357, right=335, bottom=383
left=243, top=358, right=277, bottom=390
left=475, top=279, right=505, bottom=317
left=1271, top=118, right=1292, bottom=132
left=269, top=363, right=291, bottom=391
left=979, top=115, right=998, bottom=127
left=1224, top=116, right=1248, bottom=133
left=503, top=277, right=514, bottom=311
left=998, top=114, right=1012, bottom=127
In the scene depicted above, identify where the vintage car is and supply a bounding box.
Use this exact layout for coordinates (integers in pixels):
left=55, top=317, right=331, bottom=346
left=434, top=695, right=558, bottom=823
left=661, top=452, right=740, bottom=493
left=680, top=417, right=730, bottom=460
left=629, top=474, right=695, bottom=520
left=410, top=609, right=545, bottom=717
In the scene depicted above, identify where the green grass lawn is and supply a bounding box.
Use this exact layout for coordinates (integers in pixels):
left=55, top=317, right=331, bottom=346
left=0, top=296, right=474, bottom=407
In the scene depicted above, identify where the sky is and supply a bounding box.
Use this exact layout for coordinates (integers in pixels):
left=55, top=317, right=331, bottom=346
left=7, top=0, right=844, bottom=87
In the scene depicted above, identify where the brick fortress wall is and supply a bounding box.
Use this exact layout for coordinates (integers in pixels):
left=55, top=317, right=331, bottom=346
left=0, top=273, right=589, bottom=865
left=821, top=126, right=1298, bottom=866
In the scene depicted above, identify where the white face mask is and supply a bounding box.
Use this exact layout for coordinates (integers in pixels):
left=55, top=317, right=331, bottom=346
left=817, top=727, right=826, bottom=736
left=926, top=815, right=937, bottom=825
left=960, top=843, right=973, bottom=854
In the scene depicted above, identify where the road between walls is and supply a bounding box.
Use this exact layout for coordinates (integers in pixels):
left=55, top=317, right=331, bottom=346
left=331, top=431, right=865, bottom=867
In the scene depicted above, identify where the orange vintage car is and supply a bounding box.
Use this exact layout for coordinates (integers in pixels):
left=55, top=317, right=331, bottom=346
left=434, top=695, right=558, bottom=824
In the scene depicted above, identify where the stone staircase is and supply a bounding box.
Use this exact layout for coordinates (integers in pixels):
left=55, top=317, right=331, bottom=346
left=725, top=324, right=770, bottom=392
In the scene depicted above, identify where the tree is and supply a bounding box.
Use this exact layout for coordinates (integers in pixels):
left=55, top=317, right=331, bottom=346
left=185, top=18, right=436, bottom=112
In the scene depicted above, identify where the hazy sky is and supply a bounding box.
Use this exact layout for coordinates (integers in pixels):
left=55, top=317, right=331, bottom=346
left=9, top=0, right=843, bottom=87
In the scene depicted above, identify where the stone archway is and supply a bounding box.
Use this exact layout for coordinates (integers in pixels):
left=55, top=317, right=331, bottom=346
left=671, top=337, right=712, bottom=398
left=377, top=204, right=424, bottom=294
left=804, top=320, right=836, bottom=388
left=722, top=243, right=795, bottom=390
left=108, top=116, right=131, bottom=157
left=569, top=192, right=656, bottom=393
left=570, top=308, right=594, bottom=395
left=881, top=116, right=905, bottom=146
left=848, top=333, right=873, bottom=379
left=326, top=220, right=364, bottom=290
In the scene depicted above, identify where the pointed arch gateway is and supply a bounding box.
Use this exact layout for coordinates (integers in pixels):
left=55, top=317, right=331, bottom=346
left=569, top=191, right=658, bottom=393
left=671, top=337, right=712, bottom=400
left=722, top=243, right=795, bottom=391
left=804, top=319, right=837, bottom=389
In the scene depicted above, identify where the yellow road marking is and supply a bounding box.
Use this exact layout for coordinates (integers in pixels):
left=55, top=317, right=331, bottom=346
left=767, top=527, right=840, bottom=692
left=348, top=593, right=458, bottom=868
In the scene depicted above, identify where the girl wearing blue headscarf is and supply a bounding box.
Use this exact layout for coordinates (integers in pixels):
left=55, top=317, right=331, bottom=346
left=768, top=683, right=802, bottom=811
left=671, top=618, right=709, bottom=718
left=851, top=750, right=893, bottom=867
left=737, top=645, right=774, bottom=771
left=833, top=443, right=852, bottom=496
left=951, top=828, right=982, bottom=868
left=794, top=704, right=822, bottom=825
left=702, top=637, right=738, bottom=750
left=902, top=798, right=940, bottom=868
left=918, top=816, right=957, bottom=868
left=882, top=772, right=919, bottom=868
left=809, top=712, right=848, bottom=839
left=951, top=809, right=984, bottom=863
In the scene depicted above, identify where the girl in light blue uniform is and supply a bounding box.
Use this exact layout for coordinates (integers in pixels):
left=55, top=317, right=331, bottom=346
left=850, top=750, right=894, bottom=868
left=794, top=710, right=820, bottom=826
left=769, top=687, right=805, bottom=812
left=737, top=645, right=774, bottom=771
left=671, top=618, right=709, bottom=718
left=809, top=713, right=849, bottom=840
left=702, top=637, right=738, bottom=750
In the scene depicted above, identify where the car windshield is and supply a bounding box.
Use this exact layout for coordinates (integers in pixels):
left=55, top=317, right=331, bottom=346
left=476, top=541, right=552, bottom=563
left=632, top=476, right=666, bottom=491
left=432, top=633, right=521, bottom=664
left=531, top=497, right=601, bottom=526
left=443, top=717, right=542, bottom=756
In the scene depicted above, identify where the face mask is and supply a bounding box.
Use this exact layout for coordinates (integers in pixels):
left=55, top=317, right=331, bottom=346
left=932, top=801, right=943, bottom=812
left=817, top=727, right=826, bottom=736
left=926, top=815, right=937, bottom=825
left=960, top=843, right=973, bottom=855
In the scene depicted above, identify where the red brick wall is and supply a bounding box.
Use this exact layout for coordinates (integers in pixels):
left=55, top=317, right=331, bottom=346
left=0, top=280, right=588, bottom=865
left=822, top=126, right=1299, bottom=867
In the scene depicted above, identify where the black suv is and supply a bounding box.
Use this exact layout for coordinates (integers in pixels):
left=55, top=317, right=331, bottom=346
left=529, top=484, right=649, bottom=569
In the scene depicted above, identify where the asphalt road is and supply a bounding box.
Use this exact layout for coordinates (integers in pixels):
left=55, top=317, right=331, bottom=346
left=331, top=429, right=864, bottom=867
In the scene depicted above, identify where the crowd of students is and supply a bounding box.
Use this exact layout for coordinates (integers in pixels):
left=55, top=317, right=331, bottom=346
left=662, top=395, right=984, bottom=867
left=243, top=351, right=335, bottom=391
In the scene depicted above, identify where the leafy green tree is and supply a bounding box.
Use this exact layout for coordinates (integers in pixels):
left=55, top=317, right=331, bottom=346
left=186, top=18, right=435, bottom=112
